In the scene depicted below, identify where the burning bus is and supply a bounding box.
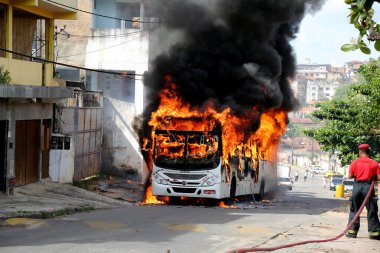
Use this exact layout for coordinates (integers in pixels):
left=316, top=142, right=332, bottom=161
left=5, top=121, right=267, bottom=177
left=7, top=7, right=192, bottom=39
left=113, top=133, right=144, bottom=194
left=137, top=1, right=317, bottom=204
left=151, top=120, right=272, bottom=203
left=143, top=81, right=286, bottom=204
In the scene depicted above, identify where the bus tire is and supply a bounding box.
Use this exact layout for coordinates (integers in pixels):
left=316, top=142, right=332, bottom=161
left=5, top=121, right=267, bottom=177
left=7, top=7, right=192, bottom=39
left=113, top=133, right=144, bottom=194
left=255, top=180, right=265, bottom=201
left=226, top=177, right=236, bottom=205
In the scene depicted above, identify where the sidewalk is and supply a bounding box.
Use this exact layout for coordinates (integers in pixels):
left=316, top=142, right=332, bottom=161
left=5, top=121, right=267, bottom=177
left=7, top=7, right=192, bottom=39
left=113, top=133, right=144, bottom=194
left=0, top=179, right=132, bottom=221
left=249, top=209, right=380, bottom=253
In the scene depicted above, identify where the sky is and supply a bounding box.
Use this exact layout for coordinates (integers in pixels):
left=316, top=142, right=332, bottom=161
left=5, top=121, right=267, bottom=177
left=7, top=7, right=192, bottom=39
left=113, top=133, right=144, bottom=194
left=292, top=0, right=380, bottom=66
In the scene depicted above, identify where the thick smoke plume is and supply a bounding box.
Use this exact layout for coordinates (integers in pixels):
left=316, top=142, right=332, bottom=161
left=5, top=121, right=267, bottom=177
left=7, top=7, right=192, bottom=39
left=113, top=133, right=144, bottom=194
left=137, top=0, right=325, bottom=144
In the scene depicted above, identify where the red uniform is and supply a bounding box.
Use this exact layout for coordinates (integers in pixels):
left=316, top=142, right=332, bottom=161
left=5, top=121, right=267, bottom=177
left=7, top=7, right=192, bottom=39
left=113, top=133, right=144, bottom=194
left=346, top=147, right=380, bottom=239
left=349, top=157, right=380, bottom=181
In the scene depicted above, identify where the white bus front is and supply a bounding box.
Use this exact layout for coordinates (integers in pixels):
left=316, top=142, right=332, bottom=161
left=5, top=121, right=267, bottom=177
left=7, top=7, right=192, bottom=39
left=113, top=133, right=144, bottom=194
left=151, top=130, right=228, bottom=200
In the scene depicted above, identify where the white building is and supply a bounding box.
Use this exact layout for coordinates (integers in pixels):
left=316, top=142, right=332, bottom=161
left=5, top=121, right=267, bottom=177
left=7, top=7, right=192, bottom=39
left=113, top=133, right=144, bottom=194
left=55, top=0, right=157, bottom=182
left=305, top=80, right=341, bottom=104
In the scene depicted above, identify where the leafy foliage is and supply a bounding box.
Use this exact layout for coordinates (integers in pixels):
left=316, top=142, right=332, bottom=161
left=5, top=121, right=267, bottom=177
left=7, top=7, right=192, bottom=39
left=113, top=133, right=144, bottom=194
left=342, top=0, right=380, bottom=53
left=0, top=65, right=11, bottom=84
left=307, top=59, right=380, bottom=165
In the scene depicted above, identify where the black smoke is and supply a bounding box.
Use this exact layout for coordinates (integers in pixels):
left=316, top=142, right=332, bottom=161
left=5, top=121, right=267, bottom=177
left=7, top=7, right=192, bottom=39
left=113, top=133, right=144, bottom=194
left=137, top=0, right=325, bottom=146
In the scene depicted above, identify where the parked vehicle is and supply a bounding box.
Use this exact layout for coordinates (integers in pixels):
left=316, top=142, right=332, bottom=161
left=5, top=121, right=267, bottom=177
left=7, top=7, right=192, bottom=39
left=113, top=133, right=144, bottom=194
left=330, top=177, right=343, bottom=191
left=325, top=170, right=335, bottom=178
left=277, top=177, right=292, bottom=191
left=325, top=170, right=343, bottom=178
left=343, top=178, right=354, bottom=192
left=311, top=166, right=322, bottom=174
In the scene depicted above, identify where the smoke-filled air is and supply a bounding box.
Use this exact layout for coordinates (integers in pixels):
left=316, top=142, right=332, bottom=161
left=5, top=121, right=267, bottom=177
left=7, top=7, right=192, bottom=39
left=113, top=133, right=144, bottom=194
left=136, top=0, right=326, bottom=158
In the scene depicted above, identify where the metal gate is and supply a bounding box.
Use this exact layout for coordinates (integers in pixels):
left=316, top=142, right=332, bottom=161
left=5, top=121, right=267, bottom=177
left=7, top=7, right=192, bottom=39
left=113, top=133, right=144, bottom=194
left=55, top=91, right=103, bottom=181
left=61, top=107, right=102, bottom=181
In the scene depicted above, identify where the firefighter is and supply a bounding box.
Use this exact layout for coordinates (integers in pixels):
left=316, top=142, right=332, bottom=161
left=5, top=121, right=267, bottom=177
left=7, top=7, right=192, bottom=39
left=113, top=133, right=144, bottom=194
left=346, top=143, right=380, bottom=240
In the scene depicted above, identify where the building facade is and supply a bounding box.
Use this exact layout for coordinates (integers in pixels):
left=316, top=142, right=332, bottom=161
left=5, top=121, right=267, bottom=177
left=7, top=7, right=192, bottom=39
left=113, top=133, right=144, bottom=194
left=0, top=0, right=78, bottom=193
left=55, top=0, right=154, bottom=181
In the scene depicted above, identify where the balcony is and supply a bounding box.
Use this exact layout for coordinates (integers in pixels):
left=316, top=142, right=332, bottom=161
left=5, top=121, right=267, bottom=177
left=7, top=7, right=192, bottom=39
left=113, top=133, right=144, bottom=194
left=0, top=58, right=42, bottom=86
left=13, top=0, right=77, bottom=19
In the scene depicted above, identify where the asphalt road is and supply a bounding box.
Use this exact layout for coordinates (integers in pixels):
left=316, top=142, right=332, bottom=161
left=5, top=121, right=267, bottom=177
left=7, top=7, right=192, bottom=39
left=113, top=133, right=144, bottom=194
left=0, top=174, right=348, bottom=253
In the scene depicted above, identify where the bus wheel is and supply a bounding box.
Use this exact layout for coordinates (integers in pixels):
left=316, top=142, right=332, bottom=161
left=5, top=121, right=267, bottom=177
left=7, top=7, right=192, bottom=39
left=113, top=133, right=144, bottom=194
left=226, top=178, right=236, bottom=205
left=169, top=196, right=181, bottom=205
left=255, top=180, right=265, bottom=201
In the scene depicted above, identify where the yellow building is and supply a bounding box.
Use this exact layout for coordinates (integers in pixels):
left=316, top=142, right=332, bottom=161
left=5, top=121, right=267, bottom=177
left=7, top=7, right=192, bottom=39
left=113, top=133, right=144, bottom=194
left=0, top=0, right=77, bottom=193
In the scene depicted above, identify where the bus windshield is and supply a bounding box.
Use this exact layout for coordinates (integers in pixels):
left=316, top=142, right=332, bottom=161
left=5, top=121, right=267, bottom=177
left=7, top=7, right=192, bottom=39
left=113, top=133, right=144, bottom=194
left=153, top=131, right=221, bottom=170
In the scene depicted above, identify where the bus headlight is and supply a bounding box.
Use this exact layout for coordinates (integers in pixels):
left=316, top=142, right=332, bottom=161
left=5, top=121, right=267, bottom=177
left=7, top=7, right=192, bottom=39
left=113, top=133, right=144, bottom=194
left=206, top=180, right=216, bottom=186
left=153, top=174, right=168, bottom=185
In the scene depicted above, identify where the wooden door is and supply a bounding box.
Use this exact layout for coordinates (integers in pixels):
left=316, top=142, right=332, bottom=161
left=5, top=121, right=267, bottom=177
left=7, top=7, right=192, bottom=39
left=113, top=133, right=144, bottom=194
left=0, top=121, right=7, bottom=191
left=41, top=119, right=51, bottom=178
left=15, top=120, right=40, bottom=186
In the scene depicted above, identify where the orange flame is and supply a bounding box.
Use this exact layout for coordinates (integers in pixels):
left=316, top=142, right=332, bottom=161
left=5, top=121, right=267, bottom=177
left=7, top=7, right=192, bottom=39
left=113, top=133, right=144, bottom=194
left=142, top=185, right=167, bottom=205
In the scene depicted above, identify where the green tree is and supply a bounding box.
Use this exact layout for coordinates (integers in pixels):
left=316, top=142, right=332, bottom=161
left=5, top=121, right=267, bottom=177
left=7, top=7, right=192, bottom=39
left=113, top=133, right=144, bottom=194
left=306, top=59, right=380, bottom=165
left=342, top=0, right=380, bottom=53
left=0, top=65, right=11, bottom=84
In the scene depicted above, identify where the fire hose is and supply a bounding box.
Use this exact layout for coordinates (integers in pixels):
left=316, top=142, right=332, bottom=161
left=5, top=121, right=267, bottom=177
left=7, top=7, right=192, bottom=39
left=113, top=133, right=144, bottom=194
left=227, top=181, right=376, bottom=253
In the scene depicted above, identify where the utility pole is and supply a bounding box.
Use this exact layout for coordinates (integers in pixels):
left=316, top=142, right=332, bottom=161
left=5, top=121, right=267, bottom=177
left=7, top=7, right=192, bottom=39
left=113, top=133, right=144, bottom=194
left=291, top=129, right=294, bottom=165
left=287, top=126, right=294, bottom=165
left=311, top=138, right=314, bottom=165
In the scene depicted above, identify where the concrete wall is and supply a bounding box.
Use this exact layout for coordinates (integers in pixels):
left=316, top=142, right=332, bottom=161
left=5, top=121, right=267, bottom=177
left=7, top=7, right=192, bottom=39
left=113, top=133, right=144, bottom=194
left=102, top=97, right=148, bottom=182
left=55, top=0, right=92, bottom=68
left=0, top=58, right=43, bottom=85
left=86, top=28, right=148, bottom=114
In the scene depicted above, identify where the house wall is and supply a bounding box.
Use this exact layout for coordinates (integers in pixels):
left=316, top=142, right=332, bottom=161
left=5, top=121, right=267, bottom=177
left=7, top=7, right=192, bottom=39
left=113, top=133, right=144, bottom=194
left=102, top=97, right=149, bottom=182
left=55, top=0, right=152, bottom=182
left=86, top=28, right=148, bottom=114
left=0, top=58, right=43, bottom=85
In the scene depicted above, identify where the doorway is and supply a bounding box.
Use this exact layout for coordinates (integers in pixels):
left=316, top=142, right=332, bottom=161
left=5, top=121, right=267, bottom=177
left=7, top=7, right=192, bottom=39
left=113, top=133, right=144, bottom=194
left=0, top=120, right=7, bottom=191
left=15, top=120, right=40, bottom=186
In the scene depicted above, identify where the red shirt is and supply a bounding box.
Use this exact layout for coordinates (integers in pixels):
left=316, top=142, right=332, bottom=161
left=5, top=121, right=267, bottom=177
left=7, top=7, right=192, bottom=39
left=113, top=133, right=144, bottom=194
left=349, top=157, right=380, bottom=181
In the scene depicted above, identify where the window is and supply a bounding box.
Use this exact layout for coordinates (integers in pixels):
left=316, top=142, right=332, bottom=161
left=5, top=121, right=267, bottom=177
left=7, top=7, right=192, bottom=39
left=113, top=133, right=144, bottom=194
left=93, top=0, right=141, bottom=29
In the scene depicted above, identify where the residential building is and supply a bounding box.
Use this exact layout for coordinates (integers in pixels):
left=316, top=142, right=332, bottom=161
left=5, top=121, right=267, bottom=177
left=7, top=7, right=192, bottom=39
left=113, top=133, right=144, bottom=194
left=0, top=0, right=78, bottom=193
left=297, top=64, right=331, bottom=81
left=55, top=0, right=154, bottom=181
left=305, top=80, right=340, bottom=104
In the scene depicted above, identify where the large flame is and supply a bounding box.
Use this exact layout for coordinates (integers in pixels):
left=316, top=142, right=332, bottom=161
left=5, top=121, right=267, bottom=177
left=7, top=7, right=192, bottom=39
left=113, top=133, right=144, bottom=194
left=142, top=77, right=287, bottom=204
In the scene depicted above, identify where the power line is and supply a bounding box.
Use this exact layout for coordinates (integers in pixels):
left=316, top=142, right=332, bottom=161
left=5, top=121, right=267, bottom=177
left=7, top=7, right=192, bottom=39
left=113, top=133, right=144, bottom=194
left=58, top=29, right=144, bottom=39
left=56, top=28, right=153, bottom=59
left=47, top=0, right=159, bottom=24
left=0, top=48, right=143, bottom=80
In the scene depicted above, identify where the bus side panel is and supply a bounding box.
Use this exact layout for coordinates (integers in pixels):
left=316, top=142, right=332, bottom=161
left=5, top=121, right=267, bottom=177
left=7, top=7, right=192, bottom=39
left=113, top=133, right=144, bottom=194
left=235, top=179, right=259, bottom=197
left=219, top=181, right=230, bottom=199
left=261, top=160, right=277, bottom=194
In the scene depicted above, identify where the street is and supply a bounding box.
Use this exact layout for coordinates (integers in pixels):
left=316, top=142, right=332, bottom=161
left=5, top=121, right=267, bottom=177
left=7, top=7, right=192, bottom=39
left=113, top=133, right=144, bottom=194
left=0, top=175, right=352, bottom=253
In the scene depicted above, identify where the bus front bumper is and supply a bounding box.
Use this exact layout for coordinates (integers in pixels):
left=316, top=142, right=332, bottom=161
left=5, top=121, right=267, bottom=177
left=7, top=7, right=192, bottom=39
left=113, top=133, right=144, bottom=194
left=152, top=180, right=224, bottom=199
